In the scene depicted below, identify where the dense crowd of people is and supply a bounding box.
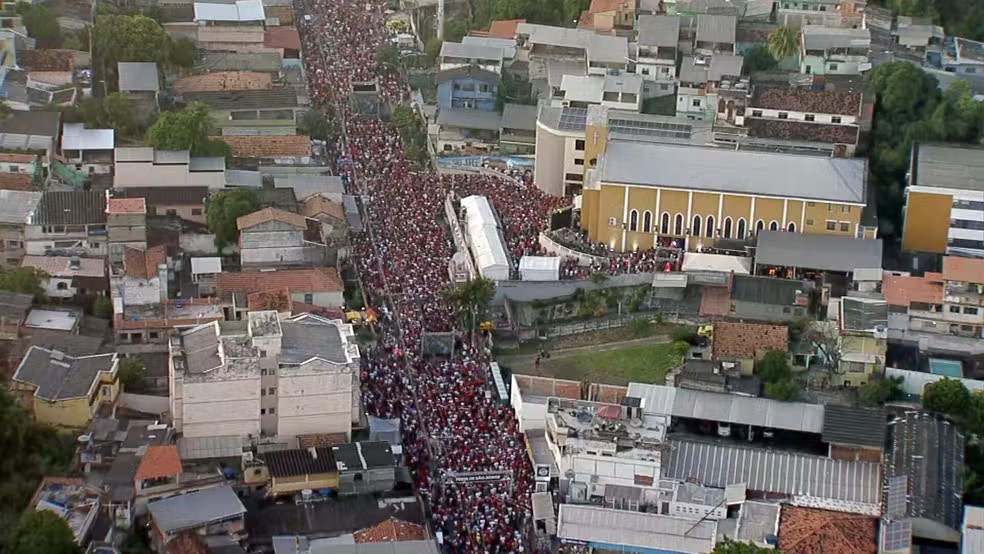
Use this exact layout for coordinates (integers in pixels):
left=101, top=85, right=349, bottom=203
left=299, top=1, right=535, bottom=551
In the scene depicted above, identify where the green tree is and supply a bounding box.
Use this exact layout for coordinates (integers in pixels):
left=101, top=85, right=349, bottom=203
left=298, top=107, right=339, bottom=142
left=377, top=43, right=401, bottom=75
left=206, top=189, right=258, bottom=250
left=764, top=379, right=799, bottom=401
left=859, top=376, right=904, bottom=407
left=146, top=103, right=230, bottom=157
left=672, top=340, right=691, bottom=359
left=93, top=15, right=172, bottom=90
left=443, top=277, right=496, bottom=331
left=9, top=510, right=81, bottom=554
left=0, top=267, right=46, bottom=301
left=922, top=377, right=972, bottom=417
left=713, top=539, right=777, bottom=554
left=93, top=296, right=113, bottom=319
left=424, top=37, right=443, bottom=65
left=496, top=74, right=537, bottom=112
left=18, top=3, right=62, bottom=48
left=168, top=36, right=199, bottom=69
left=0, top=388, right=76, bottom=543
left=742, top=44, right=778, bottom=74
left=104, top=92, right=137, bottom=138
left=758, top=350, right=791, bottom=384
left=118, top=357, right=146, bottom=392
left=767, top=26, right=799, bottom=60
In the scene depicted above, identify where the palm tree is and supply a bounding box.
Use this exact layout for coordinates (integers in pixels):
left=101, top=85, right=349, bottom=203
left=442, top=277, right=496, bottom=331
left=768, top=26, right=800, bottom=61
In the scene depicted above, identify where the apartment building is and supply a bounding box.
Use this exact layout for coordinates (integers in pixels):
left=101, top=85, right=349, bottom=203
left=676, top=54, right=744, bottom=120
left=901, top=143, right=984, bottom=257
left=25, top=190, right=108, bottom=257
left=799, top=26, right=872, bottom=75
left=0, top=190, right=41, bottom=268
left=636, top=15, right=681, bottom=98
left=883, top=258, right=984, bottom=355
left=169, top=311, right=361, bottom=439
left=113, top=148, right=226, bottom=190
left=715, top=85, right=866, bottom=156
left=517, top=23, right=629, bottom=77
left=105, top=197, right=148, bottom=264
left=576, top=119, right=868, bottom=252
left=11, top=347, right=119, bottom=428
left=534, top=103, right=714, bottom=197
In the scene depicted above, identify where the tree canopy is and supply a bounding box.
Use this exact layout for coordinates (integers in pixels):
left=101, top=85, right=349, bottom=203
left=8, top=510, right=81, bottom=554
left=0, top=389, right=76, bottom=546
left=17, top=3, right=62, bottom=49
left=758, top=350, right=792, bottom=384
left=923, top=377, right=972, bottom=416
left=206, top=189, right=258, bottom=250
left=866, top=62, right=984, bottom=237
left=859, top=375, right=904, bottom=406
left=298, top=107, right=339, bottom=143
left=146, top=103, right=231, bottom=158
left=0, top=267, right=46, bottom=301
left=92, top=14, right=172, bottom=91
left=768, top=26, right=800, bottom=60
left=443, top=277, right=496, bottom=331
left=892, top=0, right=984, bottom=41
left=764, top=379, right=799, bottom=402
left=742, top=44, right=778, bottom=74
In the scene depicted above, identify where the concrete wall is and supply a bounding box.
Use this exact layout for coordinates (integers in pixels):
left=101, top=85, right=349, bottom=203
left=289, top=290, right=343, bottom=308
left=276, top=363, right=354, bottom=439
left=181, top=378, right=262, bottom=438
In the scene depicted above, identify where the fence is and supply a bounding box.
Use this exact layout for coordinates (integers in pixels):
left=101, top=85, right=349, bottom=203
left=538, top=231, right=608, bottom=267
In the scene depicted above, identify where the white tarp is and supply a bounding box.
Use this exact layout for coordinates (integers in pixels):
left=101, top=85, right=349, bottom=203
left=469, top=224, right=510, bottom=281
left=682, top=252, right=752, bottom=274
left=519, top=256, right=561, bottom=281
left=61, top=123, right=114, bottom=151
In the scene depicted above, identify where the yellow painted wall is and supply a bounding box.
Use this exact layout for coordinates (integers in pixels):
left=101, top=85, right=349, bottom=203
left=34, top=397, right=92, bottom=429
left=902, top=191, right=952, bottom=253
left=271, top=472, right=340, bottom=496
left=579, top=182, right=870, bottom=251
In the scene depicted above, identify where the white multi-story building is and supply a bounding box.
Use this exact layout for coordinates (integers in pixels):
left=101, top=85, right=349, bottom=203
left=799, top=26, right=871, bottom=76
left=554, top=73, right=643, bottom=112
left=169, top=311, right=361, bottom=440
left=676, top=54, right=744, bottom=120
left=636, top=15, right=681, bottom=98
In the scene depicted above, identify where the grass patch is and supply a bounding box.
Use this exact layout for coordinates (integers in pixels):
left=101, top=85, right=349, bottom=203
left=642, top=95, right=676, bottom=116
left=537, top=342, right=679, bottom=386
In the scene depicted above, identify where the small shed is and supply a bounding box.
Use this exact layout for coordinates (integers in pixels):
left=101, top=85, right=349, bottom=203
left=190, top=257, right=222, bottom=295
left=519, top=256, right=561, bottom=282
left=331, top=441, right=396, bottom=496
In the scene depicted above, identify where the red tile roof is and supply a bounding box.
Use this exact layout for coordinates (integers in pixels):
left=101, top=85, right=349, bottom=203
left=713, top=321, right=788, bottom=359
left=172, top=71, right=273, bottom=93
left=106, top=197, right=147, bottom=214
left=165, top=532, right=208, bottom=554
left=134, top=445, right=182, bottom=481
left=882, top=273, right=943, bottom=306
left=0, top=153, right=37, bottom=163
left=588, top=0, right=632, bottom=13
left=264, top=27, right=302, bottom=50
left=220, top=135, right=313, bottom=159
left=0, top=173, right=33, bottom=191
left=699, top=286, right=731, bottom=317
left=237, top=206, right=307, bottom=230
left=477, top=19, right=525, bottom=39
left=746, top=119, right=859, bottom=145
left=300, top=195, right=346, bottom=222
left=123, top=245, right=167, bottom=280
left=778, top=506, right=877, bottom=554
left=216, top=267, right=343, bottom=297
left=750, top=87, right=862, bottom=116
left=354, top=518, right=427, bottom=543
left=18, top=49, right=74, bottom=72
left=942, top=256, right=984, bottom=285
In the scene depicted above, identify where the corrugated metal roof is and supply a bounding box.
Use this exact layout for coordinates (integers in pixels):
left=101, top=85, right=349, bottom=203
left=755, top=231, right=883, bottom=273
left=178, top=435, right=246, bottom=460
left=147, top=485, right=246, bottom=534
left=557, top=504, right=716, bottom=552
left=595, top=142, right=866, bottom=204
left=821, top=405, right=886, bottom=449
left=663, top=440, right=882, bottom=512
left=194, top=0, right=265, bottom=22
left=0, top=190, right=41, bottom=224
left=439, top=41, right=504, bottom=61
left=626, top=383, right=825, bottom=433
left=61, top=123, right=114, bottom=151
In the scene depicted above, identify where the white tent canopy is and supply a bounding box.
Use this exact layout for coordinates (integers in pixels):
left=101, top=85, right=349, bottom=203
left=519, top=256, right=561, bottom=281
left=470, top=224, right=510, bottom=281
left=682, top=252, right=752, bottom=274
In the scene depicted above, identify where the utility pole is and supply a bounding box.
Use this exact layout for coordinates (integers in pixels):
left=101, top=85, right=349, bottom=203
left=436, top=0, right=445, bottom=40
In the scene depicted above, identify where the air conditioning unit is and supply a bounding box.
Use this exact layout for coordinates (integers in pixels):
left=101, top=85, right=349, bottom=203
left=695, top=55, right=709, bottom=65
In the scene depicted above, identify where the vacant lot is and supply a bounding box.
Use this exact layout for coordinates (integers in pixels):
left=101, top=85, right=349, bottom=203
left=501, top=341, right=679, bottom=386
